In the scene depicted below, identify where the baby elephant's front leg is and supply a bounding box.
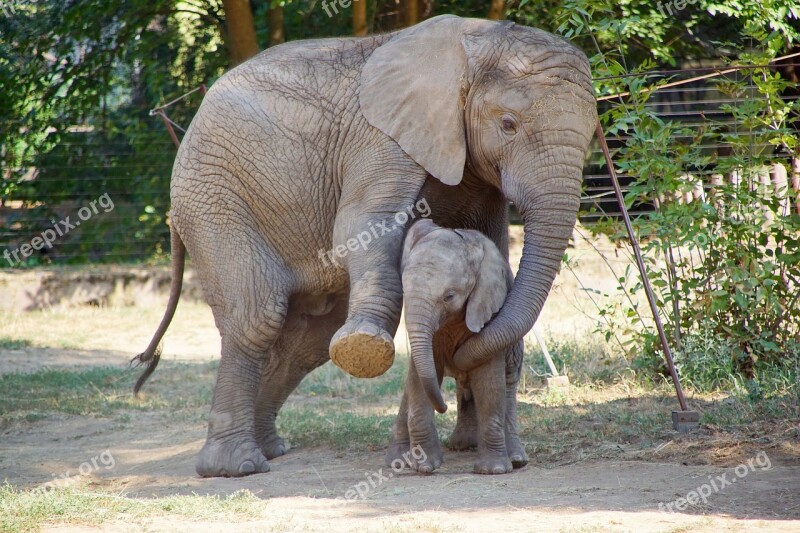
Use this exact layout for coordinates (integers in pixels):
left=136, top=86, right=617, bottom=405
left=404, top=358, right=444, bottom=473
left=470, top=354, right=513, bottom=474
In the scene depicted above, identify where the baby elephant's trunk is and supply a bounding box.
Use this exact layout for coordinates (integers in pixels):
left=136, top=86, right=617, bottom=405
left=404, top=300, right=447, bottom=413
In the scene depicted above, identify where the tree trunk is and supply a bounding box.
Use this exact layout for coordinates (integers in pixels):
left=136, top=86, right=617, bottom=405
left=487, top=0, right=505, bottom=20
left=353, top=0, right=367, bottom=36
left=403, top=0, right=418, bottom=26
left=419, top=0, right=434, bottom=20
left=268, top=2, right=285, bottom=46
left=222, top=0, right=259, bottom=65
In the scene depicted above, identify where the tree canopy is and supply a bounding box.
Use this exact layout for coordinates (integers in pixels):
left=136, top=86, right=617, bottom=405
left=1, top=0, right=798, bottom=254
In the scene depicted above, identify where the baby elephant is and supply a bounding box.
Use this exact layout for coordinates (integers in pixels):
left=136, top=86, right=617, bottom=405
left=388, top=219, right=517, bottom=475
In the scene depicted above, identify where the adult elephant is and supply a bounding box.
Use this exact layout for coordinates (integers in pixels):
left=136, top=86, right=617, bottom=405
left=134, top=15, right=597, bottom=477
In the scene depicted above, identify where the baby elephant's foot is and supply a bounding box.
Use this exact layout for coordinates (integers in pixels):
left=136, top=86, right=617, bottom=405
left=330, top=319, right=395, bottom=378
left=196, top=436, right=271, bottom=477
left=258, top=434, right=290, bottom=460
left=506, top=434, right=529, bottom=469
left=409, top=438, right=444, bottom=474
left=473, top=453, right=513, bottom=475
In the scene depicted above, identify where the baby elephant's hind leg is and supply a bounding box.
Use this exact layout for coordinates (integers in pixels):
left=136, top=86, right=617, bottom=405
left=448, top=383, right=479, bottom=450
left=386, top=390, right=411, bottom=467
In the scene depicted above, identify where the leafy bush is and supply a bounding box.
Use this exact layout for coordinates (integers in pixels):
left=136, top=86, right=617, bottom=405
left=554, top=1, right=800, bottom=391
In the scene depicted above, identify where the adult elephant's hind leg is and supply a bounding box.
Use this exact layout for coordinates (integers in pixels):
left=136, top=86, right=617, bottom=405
left=197, top=334, right=279, bottom=477
left=386, top=379, right=411, bottom=467
left=254, top=301, right=346, bottom=459
left=193, top=239, right=290, bottom=477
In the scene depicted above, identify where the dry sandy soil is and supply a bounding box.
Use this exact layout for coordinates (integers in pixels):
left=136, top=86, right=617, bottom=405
left=1, top=227, right=798, bottom=532
left=3, top=409, right=799, bottom=532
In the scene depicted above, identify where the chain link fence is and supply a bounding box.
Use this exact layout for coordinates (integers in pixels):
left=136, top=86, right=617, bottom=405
left=2, top=66, right=798, bottom=266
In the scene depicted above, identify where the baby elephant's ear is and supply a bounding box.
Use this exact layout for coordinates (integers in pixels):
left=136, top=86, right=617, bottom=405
left=402, top=219, right=440, bottom=269
left=457, top=230, right=510, bottom=334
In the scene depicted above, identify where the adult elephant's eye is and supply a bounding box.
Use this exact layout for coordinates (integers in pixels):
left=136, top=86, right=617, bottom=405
left=501, top=114, right=518, bottom=135
left=444, top=291, right=456, bottom=302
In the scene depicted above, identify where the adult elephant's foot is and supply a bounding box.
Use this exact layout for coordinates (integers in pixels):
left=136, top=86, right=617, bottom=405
left=385, top=439, right=411, bottom=469
left=473, top=453, right=513, bottom=475
left=448, top=426, right=478, bottom=450
left=196, top=437, right=271, bottom=477
left=409, top=437, right=444, bottom=474
left=329, top=318, right=394, bottom=378
left=506, top=434, right=529, bottom=469
left=258, top=434, right=290, bottom=460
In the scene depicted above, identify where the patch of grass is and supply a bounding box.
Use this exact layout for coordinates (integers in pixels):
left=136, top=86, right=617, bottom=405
left=0, top=337, right=32, bottom=350
left=278, top=406, right=397, bottom=451
left=0, top=362, right=215, bottom=418
left=0, top=483, right=264, bottom=533
left=281, top=357, right=798, bottom=464
left=296, top=355, right=409, bottom=401
left=633, top=332, right=800, bottom=397
left=701, top=390, right=800, bottom=429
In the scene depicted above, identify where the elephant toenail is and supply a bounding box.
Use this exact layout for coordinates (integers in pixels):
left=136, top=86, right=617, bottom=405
left=239, top=460, right=256, bottom=475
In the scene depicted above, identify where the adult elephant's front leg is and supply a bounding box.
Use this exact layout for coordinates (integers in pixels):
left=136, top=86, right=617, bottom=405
left=505, top=340, right=529, bottom=468
left=328, top=161, right=428, bottom=378
left=471, top=202, right=529, bottom=468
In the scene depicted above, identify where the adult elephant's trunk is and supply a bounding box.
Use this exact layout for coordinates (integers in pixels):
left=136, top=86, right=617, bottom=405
left=454, top=146, right=585, bottom=371
left=404, top=300, right=447, bottom=413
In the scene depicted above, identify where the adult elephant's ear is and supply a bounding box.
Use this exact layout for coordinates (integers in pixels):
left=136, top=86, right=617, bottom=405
left=359, top=15, right=473, bottom=186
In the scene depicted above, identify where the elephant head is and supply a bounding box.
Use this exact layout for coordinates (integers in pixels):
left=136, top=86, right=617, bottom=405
left=360, top=16, right=597, bottom=374
left=401, top=219, right=509, bottom=413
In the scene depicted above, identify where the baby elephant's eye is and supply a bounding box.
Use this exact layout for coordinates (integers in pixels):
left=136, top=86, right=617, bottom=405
left=443, top=291, right=456, bottom=302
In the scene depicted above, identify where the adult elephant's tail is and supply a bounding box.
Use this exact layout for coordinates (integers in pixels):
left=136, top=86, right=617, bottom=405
left=131, top=226, right=186, bottom=394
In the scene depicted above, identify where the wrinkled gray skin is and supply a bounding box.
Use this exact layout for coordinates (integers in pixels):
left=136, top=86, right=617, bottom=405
left=138, top=14, right=596, bottom=477
left=389, top=219, right=527, bottom=474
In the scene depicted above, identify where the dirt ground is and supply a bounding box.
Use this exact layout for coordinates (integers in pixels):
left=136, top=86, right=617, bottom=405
left=3, top=410, right=799, bottom=532
left=2, top=227, right=799, bottom=532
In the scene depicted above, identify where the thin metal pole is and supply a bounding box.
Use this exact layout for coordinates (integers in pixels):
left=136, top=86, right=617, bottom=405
left=149, top=85, right=207, bottom=114
left=157, top=111, right=181, bottom=149
left=595, top=121, right=689, bottom=411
